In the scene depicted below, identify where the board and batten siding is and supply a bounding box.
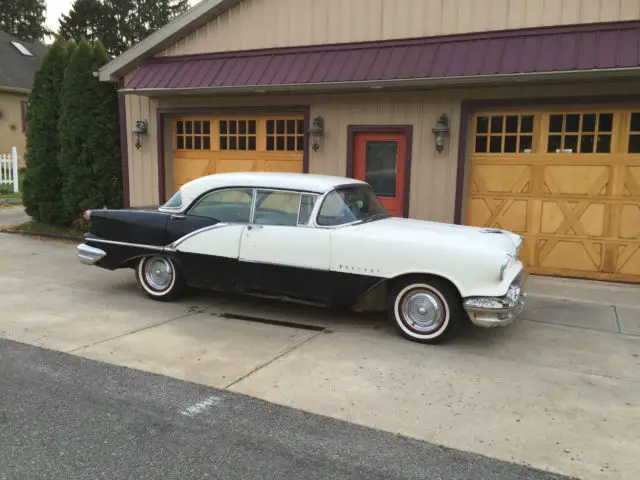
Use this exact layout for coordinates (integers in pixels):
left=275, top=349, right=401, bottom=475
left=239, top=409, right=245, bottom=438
left=157, top=0, right=640, bottom=57
left=124, top=79, right=640, bottom=220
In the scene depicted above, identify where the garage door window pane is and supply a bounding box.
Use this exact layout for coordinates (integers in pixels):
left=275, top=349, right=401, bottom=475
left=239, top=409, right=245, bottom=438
left=489, top=136, right=502, bottom=153
left=548, top=135, right=562, bottom=153
left=549, top=115, right=563, bottom=133
left=599, top=113, right=613, bottom=132
left=476, top=116, right=489, bottom=134
left=580, top=135, right=595, bottom=153
left=189, top=188, right=254, bottom=222
left=519, top=136, right=533, bottom=152
left=490, top=116, right=503, bottom=134
left=565, top=114, right=580, bottom=132
left=582, top=114, right=596, bottom=132
left=629, top=114, right=640, bottom=153
left=475, top=136, right=488, bottom=153
left=597, top=135, right=611, bottom=153
left=520, top=116, right=534, bottom=133
left=629, top=135, right=640, bottom=153
left=505, top=116, right=518, bottom=133
left=504, top=136, right=517, bottom=153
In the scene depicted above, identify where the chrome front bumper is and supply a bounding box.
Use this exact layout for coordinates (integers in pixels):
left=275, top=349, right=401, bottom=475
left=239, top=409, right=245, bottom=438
left=462, top=272, right=528, bottom=328
left=77, top=243, right=106, bottom=265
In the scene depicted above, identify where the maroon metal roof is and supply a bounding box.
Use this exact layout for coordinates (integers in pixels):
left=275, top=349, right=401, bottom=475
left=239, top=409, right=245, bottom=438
left=125, top=21, right=640, bottom=91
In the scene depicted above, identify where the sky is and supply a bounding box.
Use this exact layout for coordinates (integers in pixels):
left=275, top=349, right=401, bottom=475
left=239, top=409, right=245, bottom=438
left=45, top=0, right=200, bottom=32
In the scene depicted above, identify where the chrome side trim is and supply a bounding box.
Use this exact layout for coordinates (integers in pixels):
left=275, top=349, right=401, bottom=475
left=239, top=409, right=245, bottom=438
left=77, top=244, right=107, bottom=265
left=166, top=223, right=232, bottom=251
left=86, top=237, right=165, bottom=251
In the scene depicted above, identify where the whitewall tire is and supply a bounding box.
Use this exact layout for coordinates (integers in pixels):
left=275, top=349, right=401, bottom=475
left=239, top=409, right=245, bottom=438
left=388, top=278, right=461, bottom=344
left=136, top=255, right=184, bottom=301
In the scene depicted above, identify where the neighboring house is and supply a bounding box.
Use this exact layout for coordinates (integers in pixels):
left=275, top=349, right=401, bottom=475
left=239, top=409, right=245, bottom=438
left=0, top=30, right=45, bottom=167
left=100, top=0, right=640, bottom=284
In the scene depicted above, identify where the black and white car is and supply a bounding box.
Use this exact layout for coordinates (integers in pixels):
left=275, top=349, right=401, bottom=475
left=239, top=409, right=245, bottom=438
left=77, top=172, right=527, bottom=344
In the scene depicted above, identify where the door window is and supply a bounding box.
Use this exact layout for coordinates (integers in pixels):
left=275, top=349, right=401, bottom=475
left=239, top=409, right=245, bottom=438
left=188, top=188, right=254, bottom=223
left=365, top=141, right=398, bottom=197
left=253, top=190, right=318, bottom=226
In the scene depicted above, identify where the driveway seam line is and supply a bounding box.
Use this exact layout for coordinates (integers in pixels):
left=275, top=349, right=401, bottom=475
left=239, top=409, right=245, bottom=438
left=519, top=316, right=622, bottom=335
left=223, top=330, right=325, bottom=390
left=67, top=311, right=199, bottom=353
left=612, top=305, right=622, bottom=334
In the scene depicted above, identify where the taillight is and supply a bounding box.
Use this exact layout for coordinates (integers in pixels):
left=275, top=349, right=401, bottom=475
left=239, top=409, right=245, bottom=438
left=82, top=210, right=91, bottom=220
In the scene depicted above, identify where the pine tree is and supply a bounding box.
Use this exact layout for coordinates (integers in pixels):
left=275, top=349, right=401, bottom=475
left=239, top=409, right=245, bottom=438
left=22, top=39, right=73, bottom=224
left=0, top=0, right=50, bottom=41
left=58, top=0, right=190, bottom=57
left=58, top=39, right=122, bottom=225
left=58, top=0, right=107, bottom=47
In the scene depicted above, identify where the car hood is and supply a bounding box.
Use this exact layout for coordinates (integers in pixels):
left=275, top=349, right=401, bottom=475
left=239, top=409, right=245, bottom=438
left=349, top=217, right=523, bottom=256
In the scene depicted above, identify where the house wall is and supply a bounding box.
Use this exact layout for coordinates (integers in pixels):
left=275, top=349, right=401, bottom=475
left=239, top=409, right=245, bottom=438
left=157, top=0, right=640, bottom=57
left=123, top=78, right=640, bottom=222
left=0, top=91, right=28, bottom=167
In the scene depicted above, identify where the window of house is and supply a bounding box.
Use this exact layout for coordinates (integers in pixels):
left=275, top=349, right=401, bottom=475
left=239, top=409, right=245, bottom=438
left=11, top=41, right=33, bottom=56
left=474, top=114, right=535, bottom=154
left=188, top=188, right=254, bottom=222
left=219, top=120, right=257, bottom=151
left=20, top=100, right=28, bottom=133
left=547, top=113, right=613, bottom=154
left=266, top=119, right=305, bottom=152
left=175, top=120, right=211, bottom=150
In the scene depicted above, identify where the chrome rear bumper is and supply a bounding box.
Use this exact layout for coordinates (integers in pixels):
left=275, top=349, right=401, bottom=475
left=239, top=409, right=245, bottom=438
left=77, top=243, right=106, bottom=265
left=462, top=271, right=528, bottom=328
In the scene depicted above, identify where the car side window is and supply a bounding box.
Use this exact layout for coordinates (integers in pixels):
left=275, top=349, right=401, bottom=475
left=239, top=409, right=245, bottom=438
left=188, top=188, right=254, bottom=223
left=253, top=190, right=301, bottom=226
left=298, top=194, right=318, bottom=225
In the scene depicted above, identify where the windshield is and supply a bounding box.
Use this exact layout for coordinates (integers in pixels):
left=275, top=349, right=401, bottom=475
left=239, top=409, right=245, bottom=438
left=317, top=185, right=389, bottom=226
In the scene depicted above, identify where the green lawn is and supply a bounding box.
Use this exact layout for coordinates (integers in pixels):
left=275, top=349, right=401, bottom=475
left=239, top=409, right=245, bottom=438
left=4, top=220, right=87, bottom=239
left=0, top=169, right=25, bottom=200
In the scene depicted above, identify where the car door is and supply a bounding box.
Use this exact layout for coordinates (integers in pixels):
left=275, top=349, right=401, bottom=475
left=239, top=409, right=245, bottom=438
left=169, top=187, right=254, bottom=290
left=237, top=189, right=333, bottom=303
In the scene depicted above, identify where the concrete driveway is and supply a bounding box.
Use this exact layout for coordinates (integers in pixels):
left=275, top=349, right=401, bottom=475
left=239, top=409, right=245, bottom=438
left=1, top=232, right=639, bottom=480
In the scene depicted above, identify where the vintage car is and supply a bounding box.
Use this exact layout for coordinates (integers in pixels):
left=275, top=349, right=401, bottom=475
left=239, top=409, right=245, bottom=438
left=77, top=172, right=527, bottom=344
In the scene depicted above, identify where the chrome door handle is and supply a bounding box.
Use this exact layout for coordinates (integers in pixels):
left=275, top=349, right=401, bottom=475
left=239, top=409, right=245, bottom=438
left=247, top=225, right=263, bottom=230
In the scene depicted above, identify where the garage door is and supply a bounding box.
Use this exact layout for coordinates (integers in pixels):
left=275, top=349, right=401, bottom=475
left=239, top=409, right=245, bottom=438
left=173, top=115, right=305, bottom=192
left=467, top=108, right=640, bottom=283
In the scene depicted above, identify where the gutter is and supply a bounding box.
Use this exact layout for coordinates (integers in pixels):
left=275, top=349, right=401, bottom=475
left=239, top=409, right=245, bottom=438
left=0, top=86, right=31, bottom=95
left=118, top=67, right=640, bottom=96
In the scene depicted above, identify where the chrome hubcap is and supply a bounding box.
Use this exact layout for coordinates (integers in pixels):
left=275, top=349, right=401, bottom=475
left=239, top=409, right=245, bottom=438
left=400, top=289, right=445, bottom=333
left=144, top=257, right=173, bottom=291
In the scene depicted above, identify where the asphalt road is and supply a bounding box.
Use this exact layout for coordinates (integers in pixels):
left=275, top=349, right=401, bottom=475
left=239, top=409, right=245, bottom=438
left=0, top=338, right=565, bottom=480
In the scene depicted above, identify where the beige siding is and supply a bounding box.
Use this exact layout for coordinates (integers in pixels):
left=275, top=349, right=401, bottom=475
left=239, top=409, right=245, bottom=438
left=158, top=0, right=640, bottom=57
left=124, top=79, right=640, bottom=223
left=0, top=92, right=28, bottom=167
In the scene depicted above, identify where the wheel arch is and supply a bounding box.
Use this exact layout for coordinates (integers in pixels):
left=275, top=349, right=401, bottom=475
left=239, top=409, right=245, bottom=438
left=352, top=271, right=463, bottom=313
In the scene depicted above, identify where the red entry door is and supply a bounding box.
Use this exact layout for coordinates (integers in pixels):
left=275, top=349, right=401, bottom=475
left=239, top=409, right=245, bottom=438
left=353, top=132, right=407, bottom=217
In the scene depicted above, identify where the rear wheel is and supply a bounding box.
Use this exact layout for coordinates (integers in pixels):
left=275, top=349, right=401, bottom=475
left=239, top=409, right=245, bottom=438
left=136, top=255, right=184, bottom=301
left=388, top=277, right=461, bottom=344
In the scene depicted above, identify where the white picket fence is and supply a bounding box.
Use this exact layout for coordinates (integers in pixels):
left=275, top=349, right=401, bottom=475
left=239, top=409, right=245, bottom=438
left=0, top=147, right=19, bottom=193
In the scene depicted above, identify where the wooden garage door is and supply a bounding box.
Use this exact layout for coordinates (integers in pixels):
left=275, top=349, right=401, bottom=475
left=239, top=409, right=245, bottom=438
left=467, top=108, right=640, bottom=283
left=173, top=115, right=305, bottom=192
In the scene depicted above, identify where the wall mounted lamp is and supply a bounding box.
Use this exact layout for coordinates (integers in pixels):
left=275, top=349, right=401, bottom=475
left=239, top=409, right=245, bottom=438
left=131, top=120, right=148, bottom=149
left=308, top=116, right=324, bottom=152
left=432, top=114, right=450, bottom=154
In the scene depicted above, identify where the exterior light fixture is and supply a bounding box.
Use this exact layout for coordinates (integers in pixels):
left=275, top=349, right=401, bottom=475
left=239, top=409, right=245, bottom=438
left=308, top=116, right=324, bottom=152
left=432, top=114, right=450, bottom=154
left=131, top=120, right=148, bottom=149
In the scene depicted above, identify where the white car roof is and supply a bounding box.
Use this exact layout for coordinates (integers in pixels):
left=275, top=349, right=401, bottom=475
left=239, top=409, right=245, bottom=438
left=174, top=172, right=367, bottom=207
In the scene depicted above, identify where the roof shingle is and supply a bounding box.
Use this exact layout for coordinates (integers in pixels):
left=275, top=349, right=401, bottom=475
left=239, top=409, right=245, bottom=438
left=0, top=30, right=46, bottom=90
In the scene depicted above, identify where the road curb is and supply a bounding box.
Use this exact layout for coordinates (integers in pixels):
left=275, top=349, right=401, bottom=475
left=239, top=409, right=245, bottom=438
left=0, top=229, right=83, bottom=242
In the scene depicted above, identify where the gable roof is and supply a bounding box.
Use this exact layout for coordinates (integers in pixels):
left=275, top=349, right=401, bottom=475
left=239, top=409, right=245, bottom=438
left=99, top=0, right=241, bottom=82
left=0, top=30, right=46, bottom=91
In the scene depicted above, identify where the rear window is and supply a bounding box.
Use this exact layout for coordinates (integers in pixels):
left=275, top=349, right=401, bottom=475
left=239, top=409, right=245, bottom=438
left=162, top=191, right=182, bottom=209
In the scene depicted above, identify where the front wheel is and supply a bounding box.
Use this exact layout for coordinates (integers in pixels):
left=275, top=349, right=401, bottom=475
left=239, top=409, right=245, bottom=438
left=388, top=278, right=461, bottom=344
left=136, top=255, right=184, bottom=301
